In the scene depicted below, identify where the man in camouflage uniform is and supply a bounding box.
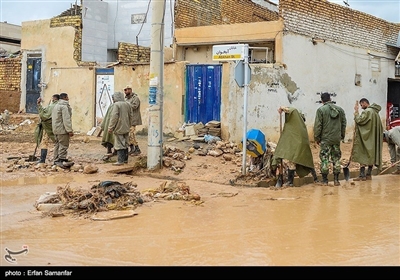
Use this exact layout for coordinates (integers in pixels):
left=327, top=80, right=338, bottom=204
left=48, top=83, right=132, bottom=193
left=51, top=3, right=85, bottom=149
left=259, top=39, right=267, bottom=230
left=124, top=85, right=142, bottom=155
left=35, top=94, right=59, bottom=164
left=313, top=92, right=347, bottom=186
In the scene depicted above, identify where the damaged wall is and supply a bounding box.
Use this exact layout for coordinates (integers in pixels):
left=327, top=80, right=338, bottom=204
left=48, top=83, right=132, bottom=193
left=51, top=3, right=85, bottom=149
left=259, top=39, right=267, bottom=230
left=118, top=43, right=151, bottom=64
left=21, top=18, right=93, bottom=132
left=0, top=56, right=22, bottom=113
left=192, top=0, right=399, bottom=143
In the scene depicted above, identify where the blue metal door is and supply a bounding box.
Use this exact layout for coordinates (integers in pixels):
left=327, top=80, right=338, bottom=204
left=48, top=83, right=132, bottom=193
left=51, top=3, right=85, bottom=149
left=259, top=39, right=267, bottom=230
left=185, top=64, right=222, bottom=123
left=26, top=57, right=42, bottom=113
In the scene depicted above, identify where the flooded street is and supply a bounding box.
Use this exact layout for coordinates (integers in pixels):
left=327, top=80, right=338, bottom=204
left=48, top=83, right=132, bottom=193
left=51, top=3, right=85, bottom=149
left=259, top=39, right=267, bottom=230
left=1, top=173, right=399, bottom=266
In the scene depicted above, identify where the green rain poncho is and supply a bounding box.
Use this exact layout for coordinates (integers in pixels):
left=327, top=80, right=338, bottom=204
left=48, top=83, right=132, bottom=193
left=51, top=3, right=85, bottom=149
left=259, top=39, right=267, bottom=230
left=34, top=101, right=57, bottom=146
left=352, top=103, right=383, bottom=170
left=101, top=103, right=115, bottom=148
left=273, top=107, right=315, bottom=178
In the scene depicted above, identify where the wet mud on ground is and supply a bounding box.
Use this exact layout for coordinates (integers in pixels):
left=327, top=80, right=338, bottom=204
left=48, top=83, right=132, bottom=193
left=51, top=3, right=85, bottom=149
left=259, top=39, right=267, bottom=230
left=1, top=173, right=399, bottom=266
left=1, top=114, right=399, bottom=266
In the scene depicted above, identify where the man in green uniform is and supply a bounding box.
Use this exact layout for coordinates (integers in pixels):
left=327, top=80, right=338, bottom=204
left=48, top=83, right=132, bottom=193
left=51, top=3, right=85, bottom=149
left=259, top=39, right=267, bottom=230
left=352, top=98, right=383, bottom=181
left=35, top=94, right=59, bottom=164
left=313, top=92, right=347, bottom=186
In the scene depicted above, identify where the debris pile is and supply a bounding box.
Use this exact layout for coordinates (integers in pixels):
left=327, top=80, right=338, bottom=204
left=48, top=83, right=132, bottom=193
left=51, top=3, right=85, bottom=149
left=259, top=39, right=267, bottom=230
left=35, top=181, right=144, bottom=218
left=162, top=145, right=190, bottom=172
left=172, top=120, right=221, bottom=140
left=35, top=180, right=203, bottom=218
left=4, top=157, right=92, bottom=173
left=0, top=110, right=29, bottom=134
left=141, top=180, right=202, bottom=203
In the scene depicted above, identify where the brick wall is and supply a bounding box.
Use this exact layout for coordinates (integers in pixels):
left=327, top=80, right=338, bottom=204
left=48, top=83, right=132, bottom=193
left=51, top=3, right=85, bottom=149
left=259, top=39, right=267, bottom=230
left=0, top=56, right=22, bottom=113
left=175, top=0, right=279, bottom=28
left=118, top=42, right=151, bottom=64
left=50, top=15, right=95, bottom=66
left=280, top=0, right=400, bottom=55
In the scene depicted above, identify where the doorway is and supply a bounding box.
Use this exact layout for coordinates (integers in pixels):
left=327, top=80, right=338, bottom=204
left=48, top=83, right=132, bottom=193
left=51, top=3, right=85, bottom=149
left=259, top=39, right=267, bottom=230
left=387, top=78, right=400, bottom=128
left=25, top=55, right=42, bottom=113
left=95, top=68, right=114, bottom=126
left=185, top=64, right=222, bottom=124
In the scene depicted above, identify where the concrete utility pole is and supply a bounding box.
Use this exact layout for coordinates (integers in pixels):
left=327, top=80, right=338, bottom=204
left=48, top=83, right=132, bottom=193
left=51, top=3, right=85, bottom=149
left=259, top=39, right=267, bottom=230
left=242, top=44, right=249, bottom=175
left=147, top=0, right=165, bottom=170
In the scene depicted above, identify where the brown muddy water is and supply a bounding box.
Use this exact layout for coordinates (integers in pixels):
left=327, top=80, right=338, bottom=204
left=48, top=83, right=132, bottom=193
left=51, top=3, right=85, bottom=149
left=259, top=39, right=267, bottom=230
left=1, top=173, right=399, bottom=266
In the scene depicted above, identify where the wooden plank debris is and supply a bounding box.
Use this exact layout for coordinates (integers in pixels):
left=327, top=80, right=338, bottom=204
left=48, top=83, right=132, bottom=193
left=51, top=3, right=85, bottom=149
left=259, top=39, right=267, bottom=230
left=91, top=210, right=138, bottom=221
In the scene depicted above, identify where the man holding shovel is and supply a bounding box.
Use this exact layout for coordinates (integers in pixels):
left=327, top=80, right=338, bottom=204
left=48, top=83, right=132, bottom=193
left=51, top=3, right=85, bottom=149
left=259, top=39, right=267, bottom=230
left=273, top=106, right=318, bottom=187
left=313, top=92, right=347, bottom=186
left=352, top=98, right=383, bottom=181
left=34, top=94, right=59, bottom=164
left=383, top=126, right=400, bottom=175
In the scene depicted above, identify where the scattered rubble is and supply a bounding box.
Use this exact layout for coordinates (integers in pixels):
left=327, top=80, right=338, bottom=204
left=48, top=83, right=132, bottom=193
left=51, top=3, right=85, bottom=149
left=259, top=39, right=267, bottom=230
left=35, top=180, right=203, bottom=219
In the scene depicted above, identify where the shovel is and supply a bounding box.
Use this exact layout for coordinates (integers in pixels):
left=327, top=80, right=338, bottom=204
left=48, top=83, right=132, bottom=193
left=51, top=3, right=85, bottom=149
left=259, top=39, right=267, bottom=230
left=378, top=160, right=400, bottom=175
left=343, top=138, right=354, bottom=181
left=28, top=142, right=39, bottom=162
left=275, top=112, right=284, bottom=187
left=343, top=101, right=359, bottom=181
left=28, top=122, right=43, bottom=162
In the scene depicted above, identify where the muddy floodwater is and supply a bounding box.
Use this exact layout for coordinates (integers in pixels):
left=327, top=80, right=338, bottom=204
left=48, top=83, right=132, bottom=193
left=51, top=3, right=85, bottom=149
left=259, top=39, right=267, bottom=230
left=1, top=172, right=399, bottom=267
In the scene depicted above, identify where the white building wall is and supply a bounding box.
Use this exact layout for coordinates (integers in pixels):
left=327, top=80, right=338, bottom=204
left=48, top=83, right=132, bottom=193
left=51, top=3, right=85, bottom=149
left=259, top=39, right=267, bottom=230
left=103, top=0, right=174, bottom=49
left=81, top=0, right=174, bottom=63
left=226, top=33, right=393, bottom=143
left=81, top=0, right=109, bottom=62
left=0, top=22, right=21, bottom=53
left=281, top=33, right=391, bottom=139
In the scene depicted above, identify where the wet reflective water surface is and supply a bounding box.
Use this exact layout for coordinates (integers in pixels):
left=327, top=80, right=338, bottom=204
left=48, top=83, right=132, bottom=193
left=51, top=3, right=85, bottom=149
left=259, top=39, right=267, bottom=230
left=1, top=174, right=399, bottom=266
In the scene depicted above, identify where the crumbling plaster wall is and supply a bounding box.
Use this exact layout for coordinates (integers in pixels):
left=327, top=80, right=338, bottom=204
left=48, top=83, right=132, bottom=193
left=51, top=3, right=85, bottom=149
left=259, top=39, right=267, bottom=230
left=226, top=0, right=400, bottom=143
left=276, top=0, right=399, bottom=140
left=21, top=18, right=95, bottom=132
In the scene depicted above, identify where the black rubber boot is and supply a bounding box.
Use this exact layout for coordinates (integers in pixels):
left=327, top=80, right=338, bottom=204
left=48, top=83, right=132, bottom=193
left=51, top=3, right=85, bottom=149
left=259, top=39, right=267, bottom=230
left=131, top=145, right=141, bottom=156
left=285, top=170, right=295, bottom=187
left=106, top=143, right=113, bottom=154
left=321, top=173, right=328, bottom=186
left=129, top=144, right=135, bottom=155
left=366, top=166, right=373, bottom=180
left=275, top=176, right=283, bottom=188
left=36, top=149, right=48, bottom=164
left=354, top=167, right=366, bottom=181
left=124, top=148, right=129, bottom=163
left=55, top=158, right=68, bottom=169
left=333, top=173, right=340, bottom=186
left=112, top=150, right=125, bottom=165
left=311, top=168, right=319, bottom=183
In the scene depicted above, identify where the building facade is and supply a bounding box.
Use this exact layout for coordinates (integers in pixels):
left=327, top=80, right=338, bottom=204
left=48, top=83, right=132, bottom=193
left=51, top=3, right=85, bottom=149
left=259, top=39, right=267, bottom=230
left=2, top=0, right=400, bottom=143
